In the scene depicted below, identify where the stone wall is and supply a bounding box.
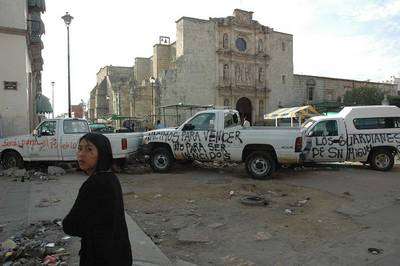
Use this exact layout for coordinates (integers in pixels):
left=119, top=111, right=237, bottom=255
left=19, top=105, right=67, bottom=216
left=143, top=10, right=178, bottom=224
left=134, top=58, right=152, bottom=85
left=267, top=31, right=294, bottom=112
left=159, top=17, right=218, bottom=126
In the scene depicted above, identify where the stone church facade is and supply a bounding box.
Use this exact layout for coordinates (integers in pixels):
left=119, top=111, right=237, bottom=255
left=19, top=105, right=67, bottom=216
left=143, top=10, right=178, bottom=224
left=88, top=9, right=397, bottom=127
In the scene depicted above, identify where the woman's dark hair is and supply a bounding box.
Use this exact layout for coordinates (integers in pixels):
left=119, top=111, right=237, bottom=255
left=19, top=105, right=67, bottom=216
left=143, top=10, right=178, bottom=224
left=79, top=133, right=113, bottom=172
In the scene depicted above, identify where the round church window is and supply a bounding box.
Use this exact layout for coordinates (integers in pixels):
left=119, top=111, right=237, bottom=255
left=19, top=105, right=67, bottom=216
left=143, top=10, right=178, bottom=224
left=235, top=37, right=247, bottom=52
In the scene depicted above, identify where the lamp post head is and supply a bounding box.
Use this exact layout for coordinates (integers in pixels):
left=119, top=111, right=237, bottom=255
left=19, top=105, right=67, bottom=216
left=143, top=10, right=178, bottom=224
left=51, top=81, right=55, bottom=86
left=149, top=76, right=156, bottom=84
left=61, top=12, right=73, bottom=26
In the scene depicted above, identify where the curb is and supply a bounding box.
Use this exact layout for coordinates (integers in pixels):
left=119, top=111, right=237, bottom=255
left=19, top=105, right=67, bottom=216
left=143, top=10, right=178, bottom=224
left=125, top=212, right=172, bottom=266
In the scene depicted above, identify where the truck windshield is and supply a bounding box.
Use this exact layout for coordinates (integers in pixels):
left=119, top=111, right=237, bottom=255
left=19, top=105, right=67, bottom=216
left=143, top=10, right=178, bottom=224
left=63, top=120, right=90, bottom=134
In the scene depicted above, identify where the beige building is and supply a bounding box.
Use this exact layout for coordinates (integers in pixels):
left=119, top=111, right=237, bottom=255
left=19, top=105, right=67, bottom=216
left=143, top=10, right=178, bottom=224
left=88, top=9, right=397, bottom=127
left=88, top=65, right=153, bottom=127
left=292, top=74, right=397, bottom=107
left=0, top=0, right=47, bottom=137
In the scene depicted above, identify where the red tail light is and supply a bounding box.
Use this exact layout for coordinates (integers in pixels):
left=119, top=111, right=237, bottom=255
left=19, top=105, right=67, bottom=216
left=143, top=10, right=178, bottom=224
left=121, top=138, right=127, bottom=150
left=295, top=137, right=302, bottom=152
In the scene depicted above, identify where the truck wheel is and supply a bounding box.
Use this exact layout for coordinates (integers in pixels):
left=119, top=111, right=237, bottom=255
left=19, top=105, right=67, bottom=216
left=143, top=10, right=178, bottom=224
left=245, top=151, right=275, bottom=180
left=370, top=149, right=394, bottom=171
left=2, top=151, right=24, bottom=169
left=150, top=147, right=173, bottom=173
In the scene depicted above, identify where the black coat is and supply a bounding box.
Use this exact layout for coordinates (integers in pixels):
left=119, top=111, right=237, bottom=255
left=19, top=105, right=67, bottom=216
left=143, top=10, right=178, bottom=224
left=63, top=171, right=132, bottom=266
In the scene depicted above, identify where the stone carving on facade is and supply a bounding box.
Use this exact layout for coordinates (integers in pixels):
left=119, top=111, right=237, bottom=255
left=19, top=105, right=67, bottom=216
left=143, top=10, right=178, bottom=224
left=223, top=64, right=229, bottom=81
left=245, top=65, right=251, bottom=83
left=258, top=39, right=263, bottom=52
left=235, top=64, right=241, bottom=83
left=258, top=67, right=264, bottom=82
left=223, top=33, right=229, bottom=49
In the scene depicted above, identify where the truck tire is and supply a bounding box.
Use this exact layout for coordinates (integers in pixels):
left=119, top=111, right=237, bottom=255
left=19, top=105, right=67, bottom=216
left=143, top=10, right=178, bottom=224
left=370, top=149, right=394, bottom=171
left=150, top=147, right=173, bottom=173
left=245, top=151, right=276, bottom=180
left=2, top=151, right=24, bottom=169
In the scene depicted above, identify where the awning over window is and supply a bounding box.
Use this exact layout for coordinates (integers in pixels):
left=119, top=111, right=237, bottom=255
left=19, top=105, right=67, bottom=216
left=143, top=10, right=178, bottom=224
left=264, top=105, right=320, bottom=120
left=264, top=105, right=320, bottom=127
left=36, top=94, right=52, bottom=114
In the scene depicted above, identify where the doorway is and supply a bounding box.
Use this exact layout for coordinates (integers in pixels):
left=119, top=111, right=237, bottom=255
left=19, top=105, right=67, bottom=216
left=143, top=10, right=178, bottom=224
left=236, top=97, right=252, bottom=124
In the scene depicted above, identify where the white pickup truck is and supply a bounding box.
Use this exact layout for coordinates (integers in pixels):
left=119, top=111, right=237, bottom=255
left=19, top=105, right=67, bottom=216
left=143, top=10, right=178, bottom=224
left=0, top=118, right=143, bottom=169
left=301, top=105, right=400, bottom=171
left=142, top=109, right=303, bottom=179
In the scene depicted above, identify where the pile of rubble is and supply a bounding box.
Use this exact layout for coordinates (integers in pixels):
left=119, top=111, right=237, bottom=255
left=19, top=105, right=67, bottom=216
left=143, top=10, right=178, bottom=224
left=0, top=219, right=71, bottom=266
left=0, top=166, right=66, bottom=182
left=193, top=160, right=239, bottom=169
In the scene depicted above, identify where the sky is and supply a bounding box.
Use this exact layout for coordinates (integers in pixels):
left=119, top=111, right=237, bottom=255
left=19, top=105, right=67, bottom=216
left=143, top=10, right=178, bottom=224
left=41, top=0, right=400, bottom=116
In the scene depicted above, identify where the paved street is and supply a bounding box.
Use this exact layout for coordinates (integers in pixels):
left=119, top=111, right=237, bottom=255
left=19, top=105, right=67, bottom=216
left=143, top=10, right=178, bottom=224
left=121, top=162, right=400, bottom=266
left=1, top=163, right=400, bottom=265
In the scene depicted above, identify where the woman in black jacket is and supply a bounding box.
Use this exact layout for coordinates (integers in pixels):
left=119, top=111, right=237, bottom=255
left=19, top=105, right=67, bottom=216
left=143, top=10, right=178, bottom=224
left=63, top=133, right=132, bottom=266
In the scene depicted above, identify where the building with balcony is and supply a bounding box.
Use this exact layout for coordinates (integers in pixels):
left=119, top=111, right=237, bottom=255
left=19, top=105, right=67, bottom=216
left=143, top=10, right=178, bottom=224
left=0, top=0, right=48, bottom=137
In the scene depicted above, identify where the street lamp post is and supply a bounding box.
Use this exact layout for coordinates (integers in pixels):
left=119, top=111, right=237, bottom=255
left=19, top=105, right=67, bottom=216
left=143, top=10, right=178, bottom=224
left=51, top=81, right=55, bottom=118
left=61, top=12, right=73, bottom=118
left=149, top=77, right=155, bottom=124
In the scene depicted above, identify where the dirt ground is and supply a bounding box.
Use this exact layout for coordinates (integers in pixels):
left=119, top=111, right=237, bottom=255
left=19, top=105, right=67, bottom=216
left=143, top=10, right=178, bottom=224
left=120, top=163, right=369, bottom=266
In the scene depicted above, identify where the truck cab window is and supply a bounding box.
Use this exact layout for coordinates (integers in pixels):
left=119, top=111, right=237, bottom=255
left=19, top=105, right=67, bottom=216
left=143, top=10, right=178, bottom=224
left=224, top=113, right=240, bottom=128
left=63, top=120, right=90, bottom=134
left=310, top=120, right=338, bottom=137
left=37, top=121, right=56, bottom=136
left=184, top=113, right=215, bottom=131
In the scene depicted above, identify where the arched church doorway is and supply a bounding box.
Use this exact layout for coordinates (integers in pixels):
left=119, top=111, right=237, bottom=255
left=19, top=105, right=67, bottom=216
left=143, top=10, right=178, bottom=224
left=236, top=97, right=252, bottom=124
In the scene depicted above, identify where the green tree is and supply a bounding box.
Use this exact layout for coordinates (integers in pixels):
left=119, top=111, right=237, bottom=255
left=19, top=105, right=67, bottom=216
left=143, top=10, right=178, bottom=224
left=388, top=95, right=400, bottom=108
left=343, top=87, right=384, bottom=106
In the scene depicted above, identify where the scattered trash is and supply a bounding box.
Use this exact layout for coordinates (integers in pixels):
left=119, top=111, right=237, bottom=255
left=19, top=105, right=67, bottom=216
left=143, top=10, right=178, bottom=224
left=222, top=255, right=256, bottom=266
left=368, top=248, right=383, bottom=255
left=292, top=197, right=310, bottom=207
left=154, top=194, right=162, bottom=199
left=208, top=223, right=225, bottom=229
left=53, top=219, right=62, bottom=227
left=1, top=239, right=17, bottom=250
left=47, top=166, right=66, bottom=176
left=43, top=255, right=57, bottom=264
left=186, top=199, right=195, bottom=204
left=229, top=190, right=235, bottom=199
left=0, top=219, right=71, bottom=265
left=284, top=209, right=295, bottom=215
left=294, top=166, right=306, bottom=171
left=343, top=191, right=351, bottom=196
left=55, top=248, right=65, bottom=253
left=61, top=236, right=71, bottom=241
left=255, top=231, right=272, bottom=241
left=239, top=196, right=269, bottom=206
